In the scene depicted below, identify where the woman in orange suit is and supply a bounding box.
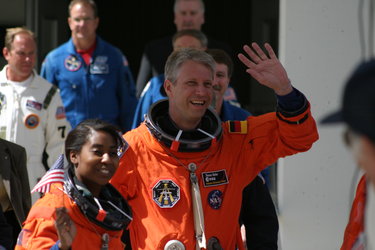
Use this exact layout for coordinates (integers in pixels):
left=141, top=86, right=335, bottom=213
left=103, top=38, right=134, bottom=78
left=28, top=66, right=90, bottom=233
left=15, top=119, right=132, bottom=250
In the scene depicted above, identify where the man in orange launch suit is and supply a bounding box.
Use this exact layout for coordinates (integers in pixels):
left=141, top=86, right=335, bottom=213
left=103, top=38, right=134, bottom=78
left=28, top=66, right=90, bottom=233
left=111, top=44, right=319, bottom=249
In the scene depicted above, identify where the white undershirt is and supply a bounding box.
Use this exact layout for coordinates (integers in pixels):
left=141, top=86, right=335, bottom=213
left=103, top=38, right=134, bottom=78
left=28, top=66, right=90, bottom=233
left=7, top=73, right=34, bottom=94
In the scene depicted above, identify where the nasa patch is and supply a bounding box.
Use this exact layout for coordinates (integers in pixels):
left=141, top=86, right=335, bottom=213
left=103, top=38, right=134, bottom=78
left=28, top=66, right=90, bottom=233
left=207, top=190, right=223, bottom=209
left=24, top=114, right=40, bottom=129
left=64, top=55, right=82, bottom=71
left=152, top=179, right=180, bottom=208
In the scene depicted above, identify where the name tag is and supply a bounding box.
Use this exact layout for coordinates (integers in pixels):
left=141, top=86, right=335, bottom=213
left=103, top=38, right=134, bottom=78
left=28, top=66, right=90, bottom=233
left=202, top=170, right=229, bottom=187
left=90, top=56, right=109, bottom=74
left=26, top=100, right=42, bottom=111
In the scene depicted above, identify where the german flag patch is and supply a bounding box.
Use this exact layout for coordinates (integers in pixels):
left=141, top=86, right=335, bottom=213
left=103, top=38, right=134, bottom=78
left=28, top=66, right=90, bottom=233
left=227, top=120, right=247, bottom=134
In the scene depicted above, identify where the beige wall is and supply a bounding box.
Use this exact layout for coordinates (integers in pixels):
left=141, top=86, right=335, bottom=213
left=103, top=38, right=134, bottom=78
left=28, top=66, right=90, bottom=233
left=278, top=0, right=365, bottom=249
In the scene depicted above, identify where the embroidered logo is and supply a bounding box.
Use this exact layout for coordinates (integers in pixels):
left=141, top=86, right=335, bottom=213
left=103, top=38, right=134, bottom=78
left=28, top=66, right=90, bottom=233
left=207, top=190, right=223, bottom=209
left=152, top=179, right=180, bottom=208
left=55, top=106, right=66, bottom=119
left=227, top=120, right=247, bottom=134
left=64, top=55, right=82, bottom=71
left=24, top=114, right=40, bottom=129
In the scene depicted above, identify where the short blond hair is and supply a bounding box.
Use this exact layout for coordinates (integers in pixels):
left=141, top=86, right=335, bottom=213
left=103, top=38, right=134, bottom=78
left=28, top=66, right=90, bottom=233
left=4, top=27, right=36, bottom=51
left=165, top=48, right=215, bottom=84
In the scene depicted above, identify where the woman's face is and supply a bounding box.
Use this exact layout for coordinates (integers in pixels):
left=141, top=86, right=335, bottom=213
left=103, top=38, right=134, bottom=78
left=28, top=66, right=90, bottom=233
left=70, top=130, right=119, bottom=196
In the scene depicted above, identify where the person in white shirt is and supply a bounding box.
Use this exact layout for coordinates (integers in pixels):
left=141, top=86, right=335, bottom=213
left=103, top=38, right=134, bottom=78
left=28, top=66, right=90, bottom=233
left=0, top=27, right=71, bottom=203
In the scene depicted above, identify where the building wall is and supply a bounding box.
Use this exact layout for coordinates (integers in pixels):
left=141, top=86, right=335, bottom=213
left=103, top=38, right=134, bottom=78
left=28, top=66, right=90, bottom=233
left=0, top=0, right=24, bottom=25
left=278, top=0, right=365, bottom=249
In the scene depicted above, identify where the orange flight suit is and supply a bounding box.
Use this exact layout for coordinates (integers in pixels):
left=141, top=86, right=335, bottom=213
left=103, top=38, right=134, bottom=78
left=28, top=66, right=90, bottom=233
left=341, top=174, right=367, bottom=250
left=111, top=106, right=318, bottom=249
left=15, top=183, right=125, bottom=249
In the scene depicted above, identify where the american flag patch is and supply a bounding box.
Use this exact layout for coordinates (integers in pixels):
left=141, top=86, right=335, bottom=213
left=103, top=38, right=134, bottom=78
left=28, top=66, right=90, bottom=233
left=26, top=100, right=42, bottom=111
left=227, top=120, right=247, bottom=134
left=55, top=106, right=66, bottom=119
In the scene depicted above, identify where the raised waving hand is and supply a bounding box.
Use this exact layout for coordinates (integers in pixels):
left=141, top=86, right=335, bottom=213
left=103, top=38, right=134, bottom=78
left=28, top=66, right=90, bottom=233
left=238, top=42, right=292, bottom=96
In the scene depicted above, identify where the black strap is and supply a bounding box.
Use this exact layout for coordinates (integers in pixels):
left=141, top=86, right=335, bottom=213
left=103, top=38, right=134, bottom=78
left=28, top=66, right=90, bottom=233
left=276, top=113, right=309, bottom=125
left=43, top=85, right=57, bottom=110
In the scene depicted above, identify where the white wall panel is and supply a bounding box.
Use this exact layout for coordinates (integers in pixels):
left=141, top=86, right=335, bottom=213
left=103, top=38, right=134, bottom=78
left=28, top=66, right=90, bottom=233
left=278, top=0, right=364, bottom=249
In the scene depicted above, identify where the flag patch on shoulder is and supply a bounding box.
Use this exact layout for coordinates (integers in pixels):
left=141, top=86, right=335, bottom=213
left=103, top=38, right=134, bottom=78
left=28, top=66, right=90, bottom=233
left=227, top=120, right=247, bottom=134
left=56, top=106, right=66, bottom=119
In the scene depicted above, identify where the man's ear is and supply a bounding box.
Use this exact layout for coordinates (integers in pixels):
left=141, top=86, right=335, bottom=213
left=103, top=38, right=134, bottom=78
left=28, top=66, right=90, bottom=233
left=67, top=17, right=73, bottom=30
left=94, top=17, right=99, bottom=30
left=164, top=79, right=173, bottom=98
left=3, top=47, right=9, bottom=59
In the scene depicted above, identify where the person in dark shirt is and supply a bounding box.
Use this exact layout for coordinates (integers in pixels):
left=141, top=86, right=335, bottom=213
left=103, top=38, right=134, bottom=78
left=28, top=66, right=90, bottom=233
left=136, top=0, right=232, bottom=97
left=0, top=139, right=30, bottom=249
left=0, top=206, right=13, bottom=250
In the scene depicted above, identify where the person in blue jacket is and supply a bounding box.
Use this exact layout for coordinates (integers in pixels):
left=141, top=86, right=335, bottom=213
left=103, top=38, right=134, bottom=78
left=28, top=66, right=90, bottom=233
left=41, top=0, right=137, bottom=132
